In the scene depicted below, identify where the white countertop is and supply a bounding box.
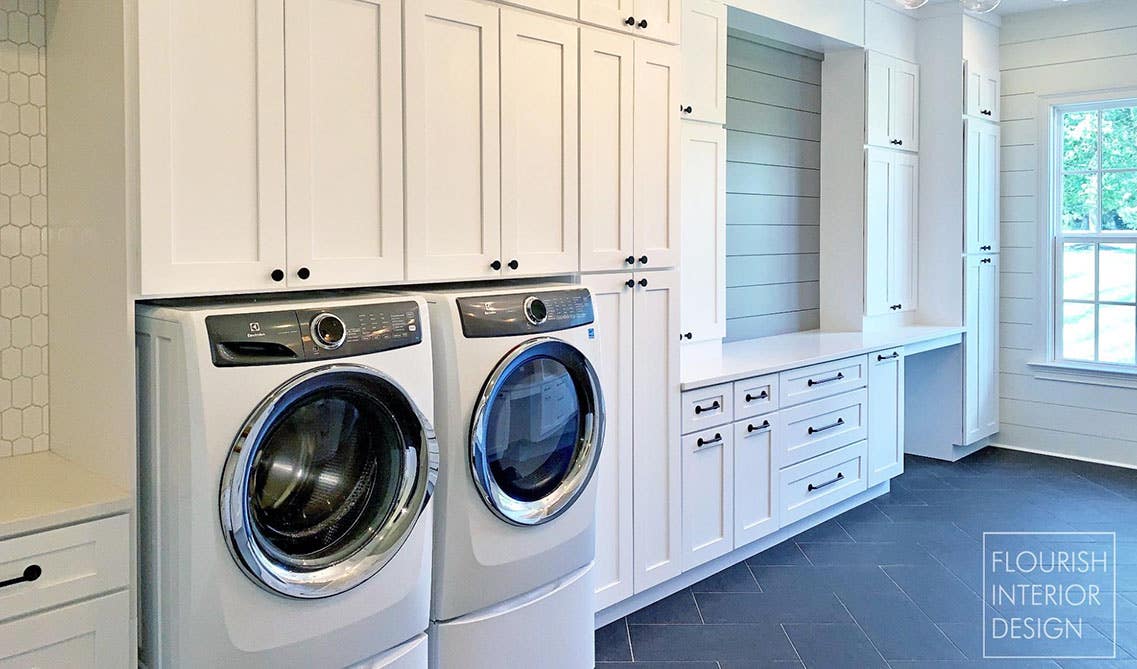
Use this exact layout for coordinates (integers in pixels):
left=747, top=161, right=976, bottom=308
left=0, top=452, right=131, bottom=538
left=681, top=325, right=966, bottom=391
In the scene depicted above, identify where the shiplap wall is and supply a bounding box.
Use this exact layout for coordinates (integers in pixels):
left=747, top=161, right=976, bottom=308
left=996, top=0, right=1137, bottom=467
left=724, top=33, right=822, bottom=340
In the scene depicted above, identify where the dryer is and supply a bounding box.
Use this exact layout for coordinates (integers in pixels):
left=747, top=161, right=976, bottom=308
left=136, top=293, right=438, bottom=668
left=418, top=284, right=604, bottom=669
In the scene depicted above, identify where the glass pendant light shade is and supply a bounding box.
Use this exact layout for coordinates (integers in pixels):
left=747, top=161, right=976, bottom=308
left=959, top=0, right=1001, bottom=12
left=893, top=0, right=929, bottom=8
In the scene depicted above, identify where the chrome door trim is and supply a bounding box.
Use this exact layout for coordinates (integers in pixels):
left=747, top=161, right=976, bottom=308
left=469, top=337, right=605, bottom=526
left=219, top=363, right=438, bottom=599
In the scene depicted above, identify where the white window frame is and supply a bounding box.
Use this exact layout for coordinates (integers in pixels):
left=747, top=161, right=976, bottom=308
left=1042, top=93, right=1137, bottom=375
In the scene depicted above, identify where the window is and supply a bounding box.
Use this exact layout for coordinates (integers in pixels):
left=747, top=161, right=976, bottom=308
left=1053, top=101, right=1137, bottom=367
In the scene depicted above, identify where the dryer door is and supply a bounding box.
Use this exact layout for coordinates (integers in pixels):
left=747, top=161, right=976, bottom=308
left=220, top=364, right=437, bottom=599
left=470, top=337, right=605, bottom=526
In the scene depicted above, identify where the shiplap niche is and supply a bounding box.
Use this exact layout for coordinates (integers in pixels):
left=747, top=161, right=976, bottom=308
left=724, top=31, right=822, bottom=340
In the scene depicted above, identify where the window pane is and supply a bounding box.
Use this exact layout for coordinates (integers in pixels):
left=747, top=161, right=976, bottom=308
left=1099, top=304, right=1136, bottom=364
left=1063, top=242, right=1096, bottom=301
left=1099, top=243, right=1137, bottom=303
left=1062, top=110, right=1098, bottom=171
left=1063, top=302, right=1096, bottom=361
left=1101, top=171, right=1137, bottom=231
left=1102, top=107, right=1137, bottom=170
left=1062, top=173, right=1098, bottom=231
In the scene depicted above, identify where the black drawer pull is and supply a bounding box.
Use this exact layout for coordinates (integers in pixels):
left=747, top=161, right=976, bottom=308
left=807, top=472, right=844, bottom=492
left=0, top=564, right=42, bottom=589
left=806, top=372, right=844, bottom=387
left=693, top=400, right=720, bottom=415
left=697, top=432, right=723, bottom=447
left=807, top=418, right=845, bottom=435
left=877, top=352, right=899, bottom=361
left=745, top=390, right=769, bottom=402
left=746, top=420, right=770, bottom=433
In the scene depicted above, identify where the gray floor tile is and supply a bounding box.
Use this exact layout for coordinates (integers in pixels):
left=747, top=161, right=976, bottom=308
left=745, top=539, right=812, bottom=566
left=839, top=519, right=976, bottom=545
left=627, top=588, right=703, bottom=625
left=595, top=619, right=633, bottom=662
left=749, top=564, right=903, bottom=599
left=694, top=590, right=852, bottom=624
left=596, top=663, right=718, bottom=668
left=781, top=622, right=888, bottom=668
left=797, top=541, right=935, bottom=566
left=883, top=564, right=986, bottom=623
left=793, top=519, right=854, bottom=543
left=838, top=590, right=966, bottom=660
left=690, top=562, right=760, bottom=593
left=628, top=623, right=799, bottom=662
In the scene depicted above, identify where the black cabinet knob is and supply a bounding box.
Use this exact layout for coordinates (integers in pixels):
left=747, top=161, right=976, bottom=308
left=683, top=332, right=693, bottom=340
left=897, top=139, right=904, bottom=146
left=638, top=278, right=648, bottom=287
left=271, top=269, right=285, bottom=282
left=625, top=279, right=635, bottom=288
left=624, top=15, right=635, bottom=25
left=981, top=257, right=992, bottom=264
left=638, top=255, right=648, bottom=265
left=637, top=18, right=647, bottom=28
left=297, top=267, right=311, bottom=280
left=491, top=259, right=502, bottom=270
left=681, top=105, right=693, bottom=114
left=980, top=245, right=992, bottom=251
left=625, top=255, right=635, bottom=265
left=508, top=259, right=519, bottom=270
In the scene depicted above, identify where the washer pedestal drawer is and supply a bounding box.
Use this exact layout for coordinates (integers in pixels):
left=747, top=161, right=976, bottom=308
left=778, top=442, right=868, bottom=527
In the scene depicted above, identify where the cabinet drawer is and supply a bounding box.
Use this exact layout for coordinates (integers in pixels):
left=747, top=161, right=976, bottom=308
left=779, top=441, right=867, bottom=527
left=0, top=515, right=129, bottom=623
left=778, top=355, right=867, bottom=407
left=681, top=382, right=733, bottom=434
left=777, top=390, right=867, bottom=468
left=0, top=590, right=130, bottom=667
left=733, top=374, right=778, bottom=420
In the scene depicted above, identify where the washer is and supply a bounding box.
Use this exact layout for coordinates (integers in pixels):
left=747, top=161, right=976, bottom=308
left=136, top=293, right=438, bottom=669
left=417, top=283, right=604, bottom=669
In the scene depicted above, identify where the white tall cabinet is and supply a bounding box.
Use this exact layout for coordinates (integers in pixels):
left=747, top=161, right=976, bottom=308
left=965, top=118, right=1000, bottom=255
left=679, top=123, right=727, bottom=342
left=864, top=148, right=919, bottom=316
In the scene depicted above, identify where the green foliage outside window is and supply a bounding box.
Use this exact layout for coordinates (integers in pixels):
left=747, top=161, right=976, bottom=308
left=1062, top=106, right=1137, bottom=231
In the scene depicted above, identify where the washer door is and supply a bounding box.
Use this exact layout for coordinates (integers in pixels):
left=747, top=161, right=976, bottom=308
left=470, top=337, right=604, bottom=526
left=220, top=364, right=437, bottom=599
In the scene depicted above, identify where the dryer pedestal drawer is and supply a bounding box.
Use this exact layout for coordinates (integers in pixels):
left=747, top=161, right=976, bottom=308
left=779, top=441, right=867, bottom=527
left=0, top=514, right=129, bottom=623
left=778, top=356, right=867, bottom=407
left=776, top=390, right=867, bottom=468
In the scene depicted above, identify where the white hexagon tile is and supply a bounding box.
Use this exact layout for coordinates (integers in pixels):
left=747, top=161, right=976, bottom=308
left=0, top=0, right=45, bottom=458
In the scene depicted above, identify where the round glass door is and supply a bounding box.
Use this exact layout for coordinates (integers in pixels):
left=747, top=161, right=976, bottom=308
left=220, top=365, right=437, bottom=599
left=470, top=337, right=604, bottom=526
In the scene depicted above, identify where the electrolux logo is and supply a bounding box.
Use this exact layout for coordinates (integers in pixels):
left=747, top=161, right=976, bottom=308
left=983, top=532, right=1117, bottom=660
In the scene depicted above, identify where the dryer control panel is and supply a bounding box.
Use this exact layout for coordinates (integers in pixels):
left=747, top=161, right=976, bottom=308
left=458, top=288, right=594, bottom=338
left=206, top=301, right=422, bottom=367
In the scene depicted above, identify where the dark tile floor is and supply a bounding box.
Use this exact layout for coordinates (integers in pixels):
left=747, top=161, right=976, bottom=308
left=595, top=447, right=1137, bottom=668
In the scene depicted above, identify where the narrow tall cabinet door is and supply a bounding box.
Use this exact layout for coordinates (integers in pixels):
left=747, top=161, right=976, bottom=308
left=404, top=0, right=501, bottom=281
left=965, top=119, right=1000, bottom=254
left=867, top=349, right=904, bottom=487
left=888, top=151, right=918, bottom=313
left=887, top=59, right=919, bottom=151
left=963, top=254, right=999, bottom=444
left=633, top=42, right=681, bottom=269
left=284, top=0, right=404, bottom=288
left=579, top=0, right=635, bottom=35
left=580, top=29, right=635, bottom=272
left=632, top=270, right=682, bottom=593
left=863, top=148, right=891, bottom=316
left=679, top=122, right=726, bottom=342
left=138, top=0, right=286, bottom=296
left=500, top=10, right=579, bottom=276
left=635, top=0, right=681, bottom=44
left=581, top=273, right=635, bottom=612
left=680, top=0, right=726, bottom=125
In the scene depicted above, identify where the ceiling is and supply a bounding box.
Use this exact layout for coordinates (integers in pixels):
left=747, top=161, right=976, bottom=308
left=924, top=0, right=1104, bottom=14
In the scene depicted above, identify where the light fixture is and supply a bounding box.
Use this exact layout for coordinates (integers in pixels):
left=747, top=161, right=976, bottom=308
left=959, top=0, right=1002, bottom=12
left=892, top=0, right=929, bottom=8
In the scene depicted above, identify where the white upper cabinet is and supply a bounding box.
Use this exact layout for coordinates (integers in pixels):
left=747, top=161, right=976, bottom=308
left=581, top=0, right=680, bottom=44
left=966, top=63, right=1000, bottom=121
left=965, top=118, right=1000, bottom=254
left=964, top=254, right=999, bottom=444
left=499, top=0, right=576, bottom=20
left=866, top=51, right=919, bottom=152
left=284, top=0, right=404, bottom=288
left=581, top=34, right=680, bottom=272
left=679, top=0, right=725, bottom=125
left=138, top=0, right=287, bottom=296
left=864, top=148, right=918, bottom=316
left=405, top=0, right=502, bottom=281
left=679, top=122, right=726, bottom=343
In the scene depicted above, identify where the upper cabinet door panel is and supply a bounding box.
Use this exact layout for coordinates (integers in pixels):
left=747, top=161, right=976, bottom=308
left=863, top=149, right=891, bottom=317
left=634, top=41, right=680, bottom=269
left=284, top=0, right=404, bottom=288
left=138, top=0, right=287, bottom=296
left=579, top=0, right=635, bottom=36
left=888, top=151, right=918, bottom=311
left=680, top=0, right=726, bottom=124
left=634, top=0, right=681, bottom=44
left=865, top=51, right=918, bottom=152
left=679, top=122, right=726, bottom=342
left=499, top=10, right=579, bottom=276
left=498, top=0, right=577, bottom=21
left=865, top=52, right=889, bottom=149
left=404, top=0, right=502, bottom=281
left=580, top=29, right=635, bottom=272
left=965, top=118, right=1000, bottom=254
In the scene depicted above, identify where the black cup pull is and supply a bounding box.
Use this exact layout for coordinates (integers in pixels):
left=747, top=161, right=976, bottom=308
left=637, top=18, right=648, bottom=28
left=807, top=472, right=845, bottom=492
left=296, top=267, right=311, bottom=280
left=638, top=278, right=648, bottom=287
left=624, top=15, right=635, bottom=25
left=693, top=400, right=720, bottom=414
left=0, top=564, right=42, bottom=589
left=746, top=420, right=771, bottom=433
left=491, top=259, right=502, bottom=270
left=877, top=352, right=900, bottom=361
left=625, top=255, right=636, bottom=265
left=508, top=259, right=519, bottom=270
left=696, top=432, right=723, bottom=447
left=745, top=390, right=768, bottom=402
left=625, top=279, right=635, bottom=288
left=807, top=372, right=844, bottom=387
left=807, top=418, right=845, bottom=435
left=270, top=268, right=285, bottom=282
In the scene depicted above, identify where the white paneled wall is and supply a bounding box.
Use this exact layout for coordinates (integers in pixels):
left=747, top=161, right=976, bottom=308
left=996, top=0, right=1137, bottom=467
left=725, top=33, right=821, bottom=340
left=0, top=0, right=46, bottom=458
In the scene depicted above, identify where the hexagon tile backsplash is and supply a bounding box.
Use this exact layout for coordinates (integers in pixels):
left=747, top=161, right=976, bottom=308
left=0, top=0, right=47, bottom=458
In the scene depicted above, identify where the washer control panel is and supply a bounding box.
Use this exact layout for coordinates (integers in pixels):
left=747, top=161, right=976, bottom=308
left=458, top=288, right=593, bottom=338
left=206, top=300, right=422, bottom=367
